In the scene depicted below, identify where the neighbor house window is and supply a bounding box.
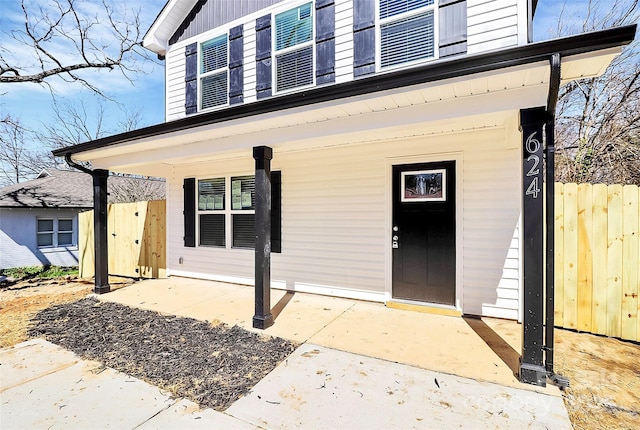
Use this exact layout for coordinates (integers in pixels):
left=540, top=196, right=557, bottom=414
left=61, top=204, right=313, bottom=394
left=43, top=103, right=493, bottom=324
left=274, top=2, right=314, bottom=92
left=37, top=219, right=54, bottom=247
left=197, top=176, right=255, bottom=249
left=200, top=34, right=228, bottom=110
left=37, top=218, right=74, bottom=248
left=379, top=0, right=436, bottom=69
left=57, top=219, right=73, bottom=246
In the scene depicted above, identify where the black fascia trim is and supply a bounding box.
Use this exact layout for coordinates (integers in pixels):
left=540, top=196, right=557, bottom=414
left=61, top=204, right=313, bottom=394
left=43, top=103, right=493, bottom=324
left=54, top=24, right=636, bottom=159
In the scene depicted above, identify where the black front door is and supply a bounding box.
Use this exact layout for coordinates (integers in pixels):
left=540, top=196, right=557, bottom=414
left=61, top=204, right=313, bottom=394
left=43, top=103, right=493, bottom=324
left=392, top=161, right=456, bottom=305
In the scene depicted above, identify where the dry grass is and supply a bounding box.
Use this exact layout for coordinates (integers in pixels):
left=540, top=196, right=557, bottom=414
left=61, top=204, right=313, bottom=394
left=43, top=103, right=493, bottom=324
left=0, top=280, right=92, bottom=348
left=554, top=329, right=640, bottom=430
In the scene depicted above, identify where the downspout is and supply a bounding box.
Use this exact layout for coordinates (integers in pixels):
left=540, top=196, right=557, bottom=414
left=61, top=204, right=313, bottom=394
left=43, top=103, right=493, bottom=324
left=64, top=154, right=111, bottom=294
left=544, top=54, right=569, bottom=388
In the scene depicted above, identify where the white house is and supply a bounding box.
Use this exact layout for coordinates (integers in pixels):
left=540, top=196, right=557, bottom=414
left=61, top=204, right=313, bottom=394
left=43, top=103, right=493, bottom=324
left=0, top=169, right=165, bottom=270
left=53, top=0, right=636, bottom=386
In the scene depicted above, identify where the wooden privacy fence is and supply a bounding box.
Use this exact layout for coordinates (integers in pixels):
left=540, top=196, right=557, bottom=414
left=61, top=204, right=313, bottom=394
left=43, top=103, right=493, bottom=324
left=555, top=183, right=639, bottom=342
left=79, top=200, right=167, bottom=279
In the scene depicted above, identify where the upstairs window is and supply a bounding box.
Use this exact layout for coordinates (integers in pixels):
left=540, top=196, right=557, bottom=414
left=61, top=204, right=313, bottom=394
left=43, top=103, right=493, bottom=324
left=379, top=0, right=436, bottom=69
left=274, top=3, right=313, bottom=92
left=199, top=34, right=228, bottom=110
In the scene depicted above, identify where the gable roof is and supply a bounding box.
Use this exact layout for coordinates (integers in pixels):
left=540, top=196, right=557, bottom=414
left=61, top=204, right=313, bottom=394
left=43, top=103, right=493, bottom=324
left=0, top=169, right=165, bottom=208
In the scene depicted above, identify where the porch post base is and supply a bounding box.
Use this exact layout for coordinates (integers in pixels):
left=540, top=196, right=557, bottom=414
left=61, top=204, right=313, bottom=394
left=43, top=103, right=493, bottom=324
left=519, top=362, right=547, bottom=387
left=253, top=314, right=274, bottom=329
left=93, top=284, right=111, bottom=294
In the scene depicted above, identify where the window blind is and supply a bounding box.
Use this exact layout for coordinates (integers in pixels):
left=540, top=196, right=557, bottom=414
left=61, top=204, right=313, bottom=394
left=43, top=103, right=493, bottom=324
left=275, top=3, right=312, bottom=50
left=199, top=214, right=225, bottom=247
left=380, top=0, right=434, bottom=19
left=200, top=35, right=228, bottom=109
left=380, top=10, right=434, bottom=68
left=201, top=35, right=227, bottom=73
left=276, top=46, right=313, bottom=91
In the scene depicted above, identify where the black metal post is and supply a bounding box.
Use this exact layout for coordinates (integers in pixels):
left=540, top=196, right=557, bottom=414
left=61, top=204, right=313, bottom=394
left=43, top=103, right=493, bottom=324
left=519, top=107, right=547, bottom=386
left=92, top=169, right=110, bottom=294
left=253, top=146, right=274, bottom=329
left=544, top=120, right=555, bottom=375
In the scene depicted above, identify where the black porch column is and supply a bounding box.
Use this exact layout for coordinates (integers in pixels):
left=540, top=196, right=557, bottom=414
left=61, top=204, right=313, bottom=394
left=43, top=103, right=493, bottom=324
left=92, top=169, right=110, bottom=294
left=519, top=107, right=547, bottom=386
left=253, top=146, right=274, bottom=329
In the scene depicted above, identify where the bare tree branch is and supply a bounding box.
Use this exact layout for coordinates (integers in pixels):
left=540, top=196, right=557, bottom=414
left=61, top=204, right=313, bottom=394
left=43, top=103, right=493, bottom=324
left=0, top=0, right=157, bottom=96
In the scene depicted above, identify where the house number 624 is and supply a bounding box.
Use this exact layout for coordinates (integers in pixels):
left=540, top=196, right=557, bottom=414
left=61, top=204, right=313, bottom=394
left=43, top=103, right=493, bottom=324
left=525, top=132, right=541, bottom=199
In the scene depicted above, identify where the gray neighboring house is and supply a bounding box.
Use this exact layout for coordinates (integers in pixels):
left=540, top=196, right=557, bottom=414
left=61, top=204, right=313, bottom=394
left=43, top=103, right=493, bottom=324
left=0, top=169, right=165, bottom=269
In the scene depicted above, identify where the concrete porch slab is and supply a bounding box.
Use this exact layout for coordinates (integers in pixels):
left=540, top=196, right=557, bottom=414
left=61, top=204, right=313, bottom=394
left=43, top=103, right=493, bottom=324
left=96, top=277, right=559, bottom=395
left=227, top=344, right=572, bottom=429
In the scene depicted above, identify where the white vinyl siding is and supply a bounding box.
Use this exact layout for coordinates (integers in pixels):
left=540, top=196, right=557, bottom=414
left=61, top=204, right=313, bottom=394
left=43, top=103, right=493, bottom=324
left=244, top=21, right=258, bottom=103
left=467, top=0, right=520, bottom=54
left=334, top=0, right=354, bottom=83
left=167, top=127, right=521, bottom=319
left=1, top=209, right=80, bottom=270
left=162, top=0, right=529, bottom=118
left=166, top=45, right=186, bottom=121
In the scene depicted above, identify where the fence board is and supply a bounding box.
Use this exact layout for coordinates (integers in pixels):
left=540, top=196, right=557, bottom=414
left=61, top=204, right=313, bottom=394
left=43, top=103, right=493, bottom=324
left=563, top=183, right=579, bottom=329
left=591, top=184, right=608, bottom=335
left=621, top=185, right=638, bottom=341
left=554, top=183, right=565, bottom=327
left=79, top=200, right=166, bottom=279
left=577, top=184, right=593, bottom=332
left=607, top=185, right=624, bottom=338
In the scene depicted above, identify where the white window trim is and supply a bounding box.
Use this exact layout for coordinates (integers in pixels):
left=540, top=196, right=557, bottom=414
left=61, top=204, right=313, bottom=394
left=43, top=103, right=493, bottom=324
left=272, top=1, right=316, bottom=95
left=197, top=176, right=256, bottom=250
left=198, top=33, right=230, bottom=112
left=37, top=217, right=76, bottom=248
left=376, top=0, right=440, bottom=72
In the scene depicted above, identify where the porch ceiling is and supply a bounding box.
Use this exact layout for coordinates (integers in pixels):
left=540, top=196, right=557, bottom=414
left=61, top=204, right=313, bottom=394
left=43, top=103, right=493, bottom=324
left=80, top=61, right=553, bottom=172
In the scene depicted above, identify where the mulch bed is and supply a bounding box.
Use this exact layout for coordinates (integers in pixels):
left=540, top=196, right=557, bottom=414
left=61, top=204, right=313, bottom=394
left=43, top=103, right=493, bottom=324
left=28, top=298, right=299, bottom=410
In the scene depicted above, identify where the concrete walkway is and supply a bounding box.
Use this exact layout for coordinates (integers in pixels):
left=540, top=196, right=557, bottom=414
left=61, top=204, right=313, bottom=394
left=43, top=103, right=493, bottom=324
left=1, top=278, right=573, bottom=429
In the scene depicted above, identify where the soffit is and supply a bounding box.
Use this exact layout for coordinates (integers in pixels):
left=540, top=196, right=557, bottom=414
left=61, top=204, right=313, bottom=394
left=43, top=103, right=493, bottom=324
left=143, top=0, right=198, bottom=55
left=80, top=61, right=551, bottom=171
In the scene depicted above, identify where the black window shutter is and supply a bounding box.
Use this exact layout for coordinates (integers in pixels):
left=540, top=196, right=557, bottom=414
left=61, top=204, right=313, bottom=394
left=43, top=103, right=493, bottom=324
left=271, top=170, right=282, bottom=253
left=439, top=0, right=467, bottom=57
left=255, top=14, right=272, bottom=99
left=315, top=0, right=335, bottom=85
left=183, top=178, right=196, bottom=247
left=229, top=25, right=244, bottom=105
left=353, top=0, right=375, bottom=77
left=185, top=43, right=198, bottom=114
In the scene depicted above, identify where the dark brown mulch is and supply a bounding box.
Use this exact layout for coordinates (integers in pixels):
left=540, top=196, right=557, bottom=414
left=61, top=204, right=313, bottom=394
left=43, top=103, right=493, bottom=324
left=28, top=298, right=299, bottom=411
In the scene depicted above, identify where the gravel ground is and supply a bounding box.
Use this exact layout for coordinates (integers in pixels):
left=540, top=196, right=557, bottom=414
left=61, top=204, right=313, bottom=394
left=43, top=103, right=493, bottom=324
left=28, top=297, right=299, bottom=411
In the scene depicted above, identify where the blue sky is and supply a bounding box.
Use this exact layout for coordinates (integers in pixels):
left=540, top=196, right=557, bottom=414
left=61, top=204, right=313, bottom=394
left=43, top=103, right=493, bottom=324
left=0, top=0, right=624, bottom=148
left=0, top=0, right=167, bottom=139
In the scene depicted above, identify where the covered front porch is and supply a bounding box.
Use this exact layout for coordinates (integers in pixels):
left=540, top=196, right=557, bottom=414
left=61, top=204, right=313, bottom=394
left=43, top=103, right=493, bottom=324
left=97, top=276, right=559, bottom=394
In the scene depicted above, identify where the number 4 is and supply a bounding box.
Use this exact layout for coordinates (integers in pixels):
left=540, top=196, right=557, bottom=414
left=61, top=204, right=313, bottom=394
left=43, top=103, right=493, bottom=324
left=526, top=177, right=540, bottom=199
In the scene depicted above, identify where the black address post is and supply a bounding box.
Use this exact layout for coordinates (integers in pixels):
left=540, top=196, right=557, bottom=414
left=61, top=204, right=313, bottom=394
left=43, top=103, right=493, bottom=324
left=519, top=107, right=547, bottom=386
left=253, top=146, right=274, bottom=329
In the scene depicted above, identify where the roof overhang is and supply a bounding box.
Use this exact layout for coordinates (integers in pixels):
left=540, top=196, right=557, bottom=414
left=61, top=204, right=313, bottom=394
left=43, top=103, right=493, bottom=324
left=143, top=0, right=198, bottom=56
left=56, top=25, right=636, bottom=172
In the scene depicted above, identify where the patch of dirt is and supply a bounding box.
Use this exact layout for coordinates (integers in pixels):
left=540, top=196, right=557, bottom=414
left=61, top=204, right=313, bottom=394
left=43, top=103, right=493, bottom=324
left=554, top=329, right=640, bottom=430
left=0, top=278, right=92, bottom=348
left=28, top=298, right=299, bottom=411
